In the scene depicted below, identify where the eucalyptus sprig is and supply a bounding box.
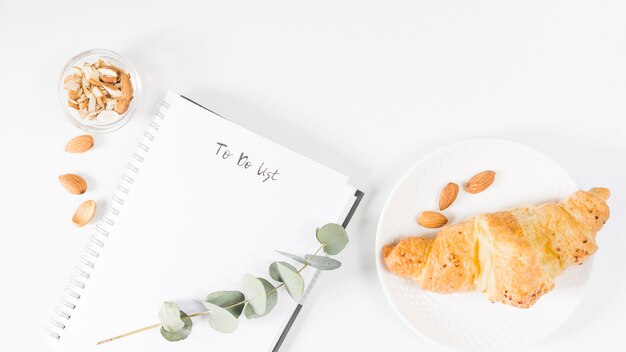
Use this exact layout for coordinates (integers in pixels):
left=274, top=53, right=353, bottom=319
left=96, top=223, right=348, bottom=345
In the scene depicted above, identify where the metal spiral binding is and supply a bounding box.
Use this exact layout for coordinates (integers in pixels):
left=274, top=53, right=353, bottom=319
left=46, top=100, right=170, bottom=341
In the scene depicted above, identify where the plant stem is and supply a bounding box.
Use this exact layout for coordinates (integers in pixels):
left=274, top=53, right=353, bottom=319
left=96, top=244, right=325, bottom=345
left=96, top=323, right=161, bottom=345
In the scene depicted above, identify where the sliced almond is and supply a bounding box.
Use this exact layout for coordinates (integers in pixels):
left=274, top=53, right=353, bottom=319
left=68, top=101, right=79, bottom=109
left=91, top=86, right=103, bottom=98
left=68, top=90, right=81, bottom=101
left=87, top=111, right=99, bottom=120
left=119, top=98, right=131, bottom=114
left=100, top=75, right=117, bottom=83
left=97, top=110, right=120, bottom=123
left=115, top=98, right=130, bottom=114
left=466, top=170, right=496, bottom=194
left=439, top=182, right=459, bottom=211
left=105, top=98, right=117, bottom=110
left=417, top=211, right=448, bottom=228
left=59, top=174, right=87, bottom=195
left=95, top=96, right=104, bottom=109
left=81, top=74, right=90, bottom=90
left=102, top=83, right=122, bottom=98
left=65, top=134, right=94, bottom=153
left=87, top=96, right=96, bottom=112
left=83, top=87, right=94, bottom=99
left=88, top=78, right=102, bottom=87
left=83, top=64, right=99, bottom=82
left=72, top=200, right=96, bottom=227
left=63, top=74, right=79, bottom=84
left=97, top=67, right=118, bottom=78
left=63, top=79, right=80, bottom=91
left=104, top=65, right=122, bottom=74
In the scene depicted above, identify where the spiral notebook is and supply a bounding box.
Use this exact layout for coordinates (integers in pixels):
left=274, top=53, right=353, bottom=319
left=46, top=92, right=363, bottom=352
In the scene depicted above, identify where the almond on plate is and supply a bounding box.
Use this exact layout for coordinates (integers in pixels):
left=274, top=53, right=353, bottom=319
left=439, top=182, right=459, bottom=211
left=417, top=211, right=448, bottom=228
left=466, top=170, right=496, bottom=194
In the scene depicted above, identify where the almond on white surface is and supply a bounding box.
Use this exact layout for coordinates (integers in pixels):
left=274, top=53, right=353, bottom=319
left=59, top=174, right=87, bottom=195
left=72, top=200, right=96, bottom=227
left=65, top=134, right=94, bottom=153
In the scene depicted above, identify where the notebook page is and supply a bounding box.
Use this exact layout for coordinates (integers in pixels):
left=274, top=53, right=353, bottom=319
left=54, top=92, right=351, bottom=352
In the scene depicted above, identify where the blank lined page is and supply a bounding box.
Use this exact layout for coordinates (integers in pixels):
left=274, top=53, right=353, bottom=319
left=52, top=92, right=352, bottom=352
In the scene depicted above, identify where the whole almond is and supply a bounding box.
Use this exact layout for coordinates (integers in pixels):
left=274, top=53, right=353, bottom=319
left=73, top=200, right=97, bottom=227
left=114, top=72, right=133, bottom=114
left=59, top=174, right=87, bottom=195
left=65, top=135, right=94, bottom=153
left=439, top=182, right=459, bottom=211
left=466, top=170, right=496, bottom=194
left=417, top=211, right=448, bottom=228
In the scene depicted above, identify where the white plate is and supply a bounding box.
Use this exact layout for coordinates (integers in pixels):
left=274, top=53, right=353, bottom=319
left=375, top=139, right=592, bottom=352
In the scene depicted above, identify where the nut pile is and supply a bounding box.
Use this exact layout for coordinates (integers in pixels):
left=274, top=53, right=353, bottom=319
left=417, top=170, right=496, bottom=229
left=63, top=59, right=133, bottom=123
left=60, top=134, right=97, bottom=227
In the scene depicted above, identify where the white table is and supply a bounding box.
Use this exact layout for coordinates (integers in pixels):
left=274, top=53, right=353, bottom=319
left=1, top=1, right=624, bottom=351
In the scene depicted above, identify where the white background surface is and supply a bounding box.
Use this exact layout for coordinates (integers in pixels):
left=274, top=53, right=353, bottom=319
left=0, top=1, right=624, bottom=351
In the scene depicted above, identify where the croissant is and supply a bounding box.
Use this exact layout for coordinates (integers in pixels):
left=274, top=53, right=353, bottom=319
left=382, top=188, right=610, bottom=308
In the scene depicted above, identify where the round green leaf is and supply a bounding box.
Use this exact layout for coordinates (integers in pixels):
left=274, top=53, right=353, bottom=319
left=159, top=302, right=185, bottom=332
left=245, top=278, right=278, bottom=319
left=243, top=274, right=266, bottom=315
left=276, top=251, right=307, bottom=265
left=276, top=262, right=304, bottom=301
left=316, top=223, right=348, bottom=255
left=304, top=254, right=342, bottom=270
left=269, top=261, right=297, bottom=282
left=205, top=291, right=245, bottom=318
left=160, top=310, right=192, bottom=342
left=202, top=301, right=239, bottom=333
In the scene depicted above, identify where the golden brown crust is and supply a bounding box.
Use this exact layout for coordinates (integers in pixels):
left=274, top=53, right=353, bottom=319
left=562, top=189, right=610, bottom=235
left=383, top=237, right=434, bottom=279
left=482, top=212, right=552, bottom=308
left=382, top=188, right=610, bottom=308
left=420, top=221, right=478, bottom=293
